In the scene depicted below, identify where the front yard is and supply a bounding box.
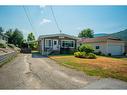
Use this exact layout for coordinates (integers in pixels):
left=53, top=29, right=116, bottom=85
left=49, top=55, right=127, bottom=81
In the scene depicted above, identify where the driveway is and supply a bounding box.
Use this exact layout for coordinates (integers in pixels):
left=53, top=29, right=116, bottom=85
left=0, top=53, right=127, bottom=89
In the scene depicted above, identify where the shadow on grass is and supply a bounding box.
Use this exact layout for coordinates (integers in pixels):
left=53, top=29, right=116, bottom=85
left=31, top=51, right=47, bottom=58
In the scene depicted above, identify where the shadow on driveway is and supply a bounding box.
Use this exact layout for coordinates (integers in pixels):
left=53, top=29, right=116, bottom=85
left=32, top=51, right=47, bottom=58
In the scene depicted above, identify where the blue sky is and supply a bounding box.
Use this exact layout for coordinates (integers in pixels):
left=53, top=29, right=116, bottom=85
left=0, top=6, right=127, bottom=39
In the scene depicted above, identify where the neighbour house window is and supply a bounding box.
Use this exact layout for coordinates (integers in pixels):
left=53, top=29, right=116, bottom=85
left=96, top=46, right=100, bottom=49
left=61, top=40, right=74, bottom=48
left=45, top=39, right=52, bottom=47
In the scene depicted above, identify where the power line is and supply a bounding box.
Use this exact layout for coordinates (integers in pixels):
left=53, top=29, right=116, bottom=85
left=23, top=6, right=37, bottom=37
left=50, top=6, right=62, bottom=33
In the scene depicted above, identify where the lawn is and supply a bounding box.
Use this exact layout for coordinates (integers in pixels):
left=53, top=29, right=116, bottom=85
left=49, top=55, right=127, bottom=81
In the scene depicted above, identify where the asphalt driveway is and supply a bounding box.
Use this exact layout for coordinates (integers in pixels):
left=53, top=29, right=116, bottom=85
left=0, top=53, right=127, bottom=89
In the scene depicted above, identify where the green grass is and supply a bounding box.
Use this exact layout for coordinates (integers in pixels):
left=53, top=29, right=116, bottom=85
left=50, top=55, right=127, bottom=82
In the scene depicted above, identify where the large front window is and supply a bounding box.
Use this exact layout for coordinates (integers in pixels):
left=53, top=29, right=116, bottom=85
left=45, top=39, right=52, bottom=47
left=61, top=40, right=74, bottom=48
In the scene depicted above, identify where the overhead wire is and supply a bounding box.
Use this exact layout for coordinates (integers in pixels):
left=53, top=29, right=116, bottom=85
left=23, top=6, right=38, bottom=38
left=50, top=6, right=62, bottom=33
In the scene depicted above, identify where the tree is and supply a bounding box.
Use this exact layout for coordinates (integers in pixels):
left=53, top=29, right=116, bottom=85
left=5, top=29, right=13, bottom=44
left=78, top=28, right=94, bottom=38
left=0, top=27, right=4, bottom=33
left=27, top=32, right=37, bottom=49
left=12, top=29, right=24, bottom=47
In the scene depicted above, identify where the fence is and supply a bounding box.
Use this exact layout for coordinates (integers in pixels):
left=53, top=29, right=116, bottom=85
left=0, top=52, right=17, bottom=66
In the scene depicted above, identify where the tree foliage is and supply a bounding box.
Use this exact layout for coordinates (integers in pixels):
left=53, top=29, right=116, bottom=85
left=78, top=28, right=94, bottom=38
left=79, top=44, right=94, bottom=54
left=5, top=28, right=24, bottom=47
left=27, top=32, right=38, bottom=50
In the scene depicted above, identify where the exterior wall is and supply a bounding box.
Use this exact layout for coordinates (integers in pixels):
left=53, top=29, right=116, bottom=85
left=124, top=42, right=127, bottom=53
left=107, top=40, right=125, bottom=55
left=39, top=36, right=77, bottom=55
left=81, top=42, right=107, bottom=54
left=79, top=40, right=125, bottom=55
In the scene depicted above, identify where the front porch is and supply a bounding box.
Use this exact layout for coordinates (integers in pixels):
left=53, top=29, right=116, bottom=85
left=41, top=39, right=76, bottom=55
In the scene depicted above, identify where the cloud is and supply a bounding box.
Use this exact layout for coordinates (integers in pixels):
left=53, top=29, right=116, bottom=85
left=40, top=18, right=51, bottom=25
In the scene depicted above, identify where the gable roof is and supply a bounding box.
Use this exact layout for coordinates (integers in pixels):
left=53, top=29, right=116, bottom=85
left=78, top=36, right=122, bottom=43
left=38, top=33, right=78, bottom=40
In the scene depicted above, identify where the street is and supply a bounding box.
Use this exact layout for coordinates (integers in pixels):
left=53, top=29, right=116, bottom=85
left=0, top=54, right=127, bottom=89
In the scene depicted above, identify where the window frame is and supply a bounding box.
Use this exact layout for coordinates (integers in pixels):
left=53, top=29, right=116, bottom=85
left=61, top=40, right=75, bottom=48
left=45, top=39, right=52, bottom=48
left=96, top=46, right=100, bottom=49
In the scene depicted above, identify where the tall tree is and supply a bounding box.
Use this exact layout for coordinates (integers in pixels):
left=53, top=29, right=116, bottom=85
left=5, top=29, right=13, bottom=44
left=78, top=28, right=94, bottom=38
left=12, top=29, right=24, bottom=47
left=27, top=32, right=37, bottom=49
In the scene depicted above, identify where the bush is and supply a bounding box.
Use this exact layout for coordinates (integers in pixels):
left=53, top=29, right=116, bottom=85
left=79, top=44, right=94, bottom=53
left=108, top=53, right=112, bottom=56
left=74, top=52, right=96, bottom=59
left=8, top=44, right=15, bottom=48
left=0, top=43, right=7, bottom=48
left=74, top=52, right=86, bottom=58
left=87, top=53, right=97, bottom=59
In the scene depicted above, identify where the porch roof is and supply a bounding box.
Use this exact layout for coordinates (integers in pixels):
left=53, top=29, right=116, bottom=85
left=38, top=33, right=79, bottom=40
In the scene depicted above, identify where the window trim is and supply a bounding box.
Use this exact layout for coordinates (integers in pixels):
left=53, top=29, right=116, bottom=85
left=61, top=40, right=75, bottom=48
left=45, top=39, right=52, bottom=48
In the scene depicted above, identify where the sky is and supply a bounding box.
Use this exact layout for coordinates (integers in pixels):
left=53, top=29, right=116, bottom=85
left=0, top=5, right=127, bottom=39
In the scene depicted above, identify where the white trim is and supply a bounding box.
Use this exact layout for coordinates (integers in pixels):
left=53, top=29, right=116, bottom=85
left=45, top=39, right=52, bottom=48
left=61, top=40, right=75, bottom=48
left=53, top=39, right=59, bottom=50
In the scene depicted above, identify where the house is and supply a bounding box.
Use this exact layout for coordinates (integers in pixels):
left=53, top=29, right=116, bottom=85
left=0, top=33, right=8, bottom=44
left=38, top=33, right=78, bottom=55
left=78, top=36, right=125, bottom=56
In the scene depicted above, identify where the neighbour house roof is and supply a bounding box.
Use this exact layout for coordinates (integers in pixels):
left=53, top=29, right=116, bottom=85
left=78, top=36, right=123, bottom=43
left=38, top=33, right=79, bottom=40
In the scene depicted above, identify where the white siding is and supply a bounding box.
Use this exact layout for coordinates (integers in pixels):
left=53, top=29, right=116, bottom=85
left=107, top=41, right=125, bottom=55
left=86, top=42, right=107, bottom=54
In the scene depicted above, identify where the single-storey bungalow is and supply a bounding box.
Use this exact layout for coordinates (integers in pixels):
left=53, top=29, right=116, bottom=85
left=38, top=33, right=78, bottom=55
left=78, top=36, right=125, bottom=56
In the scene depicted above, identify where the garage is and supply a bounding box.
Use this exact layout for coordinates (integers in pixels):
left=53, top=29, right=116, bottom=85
left=108, top=45, right=123, bottom=55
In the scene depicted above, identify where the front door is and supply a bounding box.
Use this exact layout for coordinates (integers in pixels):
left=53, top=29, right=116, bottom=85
left=53, top=40, right=58, bottom=50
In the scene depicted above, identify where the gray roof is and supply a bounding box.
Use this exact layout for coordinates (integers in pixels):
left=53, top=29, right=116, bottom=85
left=38, top=33, right=79, bottom=40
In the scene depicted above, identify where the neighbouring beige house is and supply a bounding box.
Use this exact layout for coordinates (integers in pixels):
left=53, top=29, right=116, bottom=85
left=0, top=33, right=8, bottom=44
left=78, top=36, right=125, bottom=56
left=38, top=33, right=78, bottom=55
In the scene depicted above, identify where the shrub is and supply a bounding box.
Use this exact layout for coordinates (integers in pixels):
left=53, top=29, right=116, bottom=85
left=8, top=44, right=15, bottom=48
left=79, top=44, right=94, bottom=53
left=87, top=53, right=97, bottom=59
left=123, top=52, right=126, bottom=56
left=108, top=53, right=112, bottom=56
left=0, top=43, right=7, bottom=48
left=74, top=52, right=96, bottom=59
left=74, top=52, right=86, bottom=58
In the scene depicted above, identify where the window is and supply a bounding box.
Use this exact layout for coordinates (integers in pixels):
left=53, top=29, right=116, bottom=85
left=45, top=39, right=52, bottom=47
left=96, top=46, right=100, bottom=49
left=54, top=41, right=57, bottom=45
left=61, top=40, right=74, bottom=48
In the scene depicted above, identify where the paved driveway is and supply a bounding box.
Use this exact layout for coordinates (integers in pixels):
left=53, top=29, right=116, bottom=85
left=0, top=54, right=127, bottom=89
